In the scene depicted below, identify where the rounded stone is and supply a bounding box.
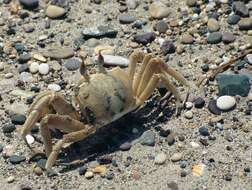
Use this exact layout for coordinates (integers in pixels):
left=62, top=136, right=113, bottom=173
left=227, top=15, right=240, bottom=25
left=5, top=73, right=13, bottom=79
left=208, top=100, right=221, bottom=115
left=78, top=166, right=88, bottom=175
left=171, top=153, right=183, bottom=162
left=64, top=58, right=81, bottom=71
left=181, top=34, right=194, bottom=44
left=207, top=32, right=222, bottom=44
left=19, top=0, right=38, bottom=9
left=29, top=62, right=39, bottom=74
left=207, top=18, right=220, bottom=32
left=119, top=13, right=136, bottom=24
left=140, top=131, right=155, bottom=146
left=154, top=152, right=167, bottom=165
left=238, top=18, right=252, bottom=30
left=222, top=32, right=235, bottom=43
left=216, top=96, right=236, bottom=111
left=2, top=124, right=16, bottom=133
left=185, top=102, right=193, bottom=109
left=246, top=54, right=252, bottom=64
left=194, top=97, right=205, bottom=108
left=48, top=84, right=61, bottom=92
left=186, top=0, right=197, bottom=7
left=119, top=142, right=132, bottom=151
left=46, top=5, right=66, bottom=19
left=161, top=41, right=176, bottom=55
left=199, top=127, right=210, bottom=136
left=155, top=20, right=168, bottom=33
left=85, top=171, right=94, bottom=179
left=38, top=63, right=49, bottom=75
left=184, top=111, right=193, bottom=119
left=149, top=2, right=171, bottom=19
left=167, top=134, right=175, bottom=145
left=25, top=134, right=35, bottom=145
left=9, top=155, right=26, bottom=164
left=126, top=0, right=139, bottom=9
left=11, top=114, right=26, bottom=125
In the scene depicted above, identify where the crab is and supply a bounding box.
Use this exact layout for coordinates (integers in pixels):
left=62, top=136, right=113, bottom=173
left=22, top=51, right=189, bottom=171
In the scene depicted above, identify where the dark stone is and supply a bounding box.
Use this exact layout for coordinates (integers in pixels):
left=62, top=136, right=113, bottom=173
left=132, top=20, right=146, bottom=29
left=82, top=25, right=118, bottom=40
left=78, top=165, right=87, bottom=175
left=31, top=86, right=40, bottom=93
left=201, top=64, right=209, bottom=72
left=161, top=41, right=176, bottom=55
left=140, top=130, right=155, bottom=146
left=26, top=96, right=34, bottom=104
left=199, top=127, right=210, bottom=136
left=106, top=171, right=114, bottom=180
left=227, top=15, right=240, bottom=25
left=159, top=128, right=171, bottom=137
left=180, top=170, right=187, bottom=177
left=238, top=18, right=252, bottom=30
left=19, top=0, right=39, bottom=10
left=64, top=58, right=81, bottom=71
left=199, top=138, right=209, bottom=146
left=14, top=43, right=26, bottom=54
left=232, top=1, right=249, bottom=17
left=119, top=13, right=136, bottom=24
left=2, top=123, right=16, bottom=133
left=222, top=32, right=235, bottom=44
left=18, top=53, right=31, bottom=63
left=216, top=74, right=250, bottom=97
left=11, top=114, right=26, bottom=125
left=18, top=64, right=29, bottom=73
left=167, top=134, right=175, bottom=145
left=119, top=142, right=132, bottom=151
left=97, top=156, right=112, bottom=164
left=207, top=32, right=222, bottom=44
left=234, top=60, right=247, bottom=70
left=224, top=173, right=232, bottom=181
left=167, top=181, right=179, bottom=190
left=112, top=160, right=118, bottom=167
left=19, top=11, right=30, bottom=19
left=208, top=100, right=221, bottom=115
left=133, top=32, right=155, bottom=45
left=155, top=20, right=168, bottom=33
left=244, top=167, right=250, bottom=173
left=194, top=97, right=205, bottom=108
left=9, top=155, right=26, bottom=164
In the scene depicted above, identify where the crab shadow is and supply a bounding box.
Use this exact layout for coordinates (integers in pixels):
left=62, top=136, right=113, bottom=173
left=55, top=94, right=176, bottom=173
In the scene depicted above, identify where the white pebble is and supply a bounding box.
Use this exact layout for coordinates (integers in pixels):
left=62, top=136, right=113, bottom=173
left=185, top=101, right=193, bottom=109
left=48, top=84, right=61, bottom=92
left=5, top=73, right=13, bottom=79
left=190, top=141, right=200, bottom=148
left=29, top=62, right=39, bottom=74
left=216, top=96, right=236, bottom=111
left=246, top=54, right=252, bottom=64
left=184, top=110, right=193, bottom=119
left=38, top=63, right=49, bottom=75
left=85, top=171, right=94, bottom=179
left=25, top=134, right=35, bottom=145
left=6, top=176, right=15, bottom=183
left=170, top=152, right=183, bottom=162
left=95, top=55, right=129, bottom=67
left=154, top=152, right=167, bottom=165
left=20, top=72, right=33, bottom=82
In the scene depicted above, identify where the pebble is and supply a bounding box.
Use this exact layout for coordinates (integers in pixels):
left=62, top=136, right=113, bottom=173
left=119, top=13, right=136, bottom=24
left=161, top=40, right=176, bottom=55
left=159, top=128, right=171, bottom=137
left=238, top=18, right=252, bottom=30
left=170, top=153, right=183, bottom=162
left=133, top=32, right=156, bottom=45
left=2, top=145, right=14, bottom=158
left=64, top=58, right=81, bottom=71
left=33, top=53, right=47, bottom=62
left=19, top=0, right=38, bottom=9
left=207, top=18, right=220, bottom=32
left=154, top=152, right=166, bottom=165
left=85, top=171, right=94, bottom=179
left=106, top=171, right=114, bottom=180
left=181, top=34, right=194, bottom=44
left=199, top=127, right=210, bottom=136
left=18, top=53, right=31, bottom=63
left=216, top=96, right=236, bottom=111
left=19, top=64, right=29, bottom=73
left=222, top=32, right=235, bottom=43
left=232, top=1, right=249, bottom=17
left=194, top=97, right=205, bottom=108
left=190, top=141, right=200, bottom=148
left=5, top=73, right=13, bottom=79
left=246, top=54, right=252, bottom=64
left=149, top=2, right=171, bottom=19
left=25, top=134, right=35, bottom=145
left=82, top=25, right=118, bottom=40
left=46, top=5, right=66, bottom=19
left=79, top=166, right=88, bottom=175
left=9, top=155, right=26, bottom=164
left=167, top=134, right=175, bottom=145
left=29, top=62, right=39, bottom=73
left=186, top=0, right=197, bottom=7
left=48, top=84, right=61, bottom=92
left=185, top=102, right=193, bottom=109
left=0, top=62, right=4, bottom=71
left=2, top=124, right=16, bottom=133
left=126, top=0, right=139, bottom=9
left=95, top=55, right=129, bottom=67
left=227, top=15, right=240, bottom=25
left=6, top=176, right=15, bottom=183
left=119, top=142, right=132, bottom=151
left=155, top=20, right=168, bottom=33
left=140, top=130, right=156, bottom=146
left=207, top=32, right=222, bottom=44
left=38, top=63, right=49, bottom=75
left=11, top=114, right=26, bottom=125
left=94, top=45, right=114, bottom=55
left=184, top=110, right=193, bottom=119
left=42, top=47, right=74, bottom=59
left=208, top=100, right=221, bottom=115
left=33, top=167, right=43, bottom=176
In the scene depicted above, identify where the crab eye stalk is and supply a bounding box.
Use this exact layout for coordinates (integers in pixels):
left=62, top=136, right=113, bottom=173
left=80, top=58, right=90, bottom=82
left=96, top=50, right=107, bottom=74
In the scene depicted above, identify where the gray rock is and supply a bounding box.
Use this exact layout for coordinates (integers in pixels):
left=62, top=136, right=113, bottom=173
left=208, top=99, right=221, bottom=115
left=140, top=131, right=155, bottom=146
left=186, top=0, right=197, bottom=7
left=126, top=0, right=139, bottom=9
left=216, top=74, right=250, bottom=97
left=222, top=32, right=235, bottom=43
left=64, top=57, right=81, bottom=71
left=9, top=155, right=26, bottom=164
left=238, top=18, right=252, bottom=30
left=207, top=18, right=220, bottom=32
left=232, top=1, right=249, bottom=17
left=119, top=13, right=136, bottom=24
left=149, top=2, right=171, bottom=19
left=119, top=142, right=132, bottom=151
left=227, top=14, right=240, bottom=25
left=167, top=134, right=175, bottom=145
left=161, top=41, right=176, bottom=55
left=155, top=20, right=168, bottom=33
left=11, top=114, right=26, bottom=125
left=42, top=47, right=74, bottom=59
left=2, top=124, right=16, bottom=133
left=82, top=25, right=118, bottom=40
left=154, top=152, right=167, bottom=165
left=19, top=0, right=38, bottom=9
left=207, top=32, right=222, bottom=44
left=133, top=32, right=155, bottom=45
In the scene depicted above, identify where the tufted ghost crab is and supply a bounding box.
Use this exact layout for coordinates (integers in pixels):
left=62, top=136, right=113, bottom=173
left=22, top=51, right=189, bottom=171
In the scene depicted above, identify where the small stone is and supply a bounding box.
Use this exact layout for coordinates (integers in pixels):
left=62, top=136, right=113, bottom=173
left=33, top=166, right=43, bottom=176
left=42, top=47, right=74, bottom=59
left=194, top=97, right=205, bottom=108
left=207, top=32, right=222, bottom=44
left=192, top=164, right=205, bottom=176
left=154, top=152, right=166, bottom=165
left=37, top=159, right=47, bottom=170
left=33, top=53, right=47, bottom=62
left=149, top=2, right=171, bottom=19
left=9, top=155, right=26, bottom=164
left=64, top=58, right=81, bottom=71
left=85, top=171, right=94, bottom=179
left=19, top=64, right=29, bottom=73
left=46, top=5, right=66, bottom=19
left=140, top=130, right=155, bottom=146
left=171, top=153, right=183, bottom=162
left=184, top=111, right=193, bottom=119
left=95, top=55, right=129, bottom=67
left=119, top=142, right=132, bottom=151
left=186, top=0, right=197, bottom=7
left=167, top=134, right=175, bottom=145
left=185, top=102, right=193, bottom=109
left=181, top=34, right=194, bottom=44
left=222, top=32, right=235, bottom=43
left=29, top=62, right=39, bottom=74
left=155, top=20, right=168, bottom=33
left=227, top=15, right=240, bottom=25
left=2, top=124, right=16, bottom=133
left=238, top=18, right=252, bottom=30
left=2, top=145, right=14, bottom=158
left=180, top=170, right=187, bottom=177
left=232, top=1, right=249, bottom=17
left=38, top=63, right=49, bottom=75
left=133, top=32, right=155, bottom=45
left=25, top=134, right=35, bottom=145
left=207, top=18, right=220, bottom=32
left=48, top=84, right=61, bottom=92
left=79, top=166, right=88, bottom=175
left=5, top=73, right=13, bottom=79
left=82, top=25, right=118, bottom=40
left=18, top=53, right=31, bottom=63
left=106, top=171, right=114, bottom=180
left=244, top=167, right=250, bottom=173
left=199, top=127, right=210, bottom=136
left=19, top=0, right=38, bottom=9
left=126, top=0, right=139, bottom=9
left=6, top=176, right=15, bottom=183
left=190, top=141, right=200, bottom=148
left=167, top=182, right=179, bottom=190
left=159, top=128, right=171, bottom=137
left=161, top=41, right=176, bottom=55
left=216, top=96, right=236, bottom=111
left=119, top=13, right=136, bottom=24
left=224, top=173, right=232, bottom=181
left=0, top=62, right=4, bottom=71
left=93, top=165, right=107, bottom=174
left=11, top=114, right=26, bottom=125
